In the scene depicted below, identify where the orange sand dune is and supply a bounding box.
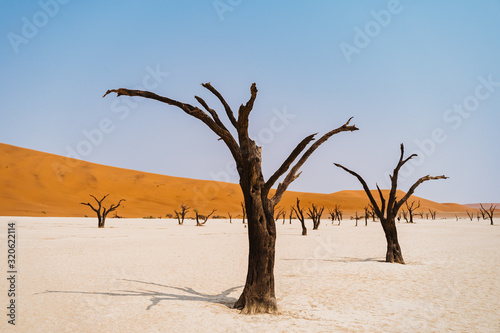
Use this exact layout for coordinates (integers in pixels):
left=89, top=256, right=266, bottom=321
left=0, top=143, right=471, bottom=218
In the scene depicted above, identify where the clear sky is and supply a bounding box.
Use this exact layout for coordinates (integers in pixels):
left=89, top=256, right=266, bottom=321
left=1, top=0, right=499, bottom=204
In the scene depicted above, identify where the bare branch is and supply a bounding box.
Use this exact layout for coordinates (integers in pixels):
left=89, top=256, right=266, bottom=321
left=394, top=175, right=448, bottom=213
left=103, top=88, right=242, bottom=166
left=202, top=82, right=237, bottom=128
left=271, top=118, right=358, bottom=205
left=334, top=163, right=382, bottom=218
left=263, top=133, right=316, bottom=196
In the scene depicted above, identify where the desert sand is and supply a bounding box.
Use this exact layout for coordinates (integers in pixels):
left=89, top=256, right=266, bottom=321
left=1, top=216, right=499, bottom=332
left=0, top=143, right=470, bottom=218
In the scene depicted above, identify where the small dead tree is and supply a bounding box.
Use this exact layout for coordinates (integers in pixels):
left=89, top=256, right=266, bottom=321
left=307, top=203, right=324, bottom=230
left=428, top=209, right=437, bottom=220
left=328, top=208, right=336, bottom=224
left=329, top=204, right=343, bottom=225
left=335, top=143, right=448, bottom=264
left=477, top=212, right=481, bottom=221
left=479, top=204, right=496, bottom=225
left=368, top=204, right=377, bottom=221
left=80, top=194, right=125, bottom=228
left=401, top=210, right=409, bottom=223
left=292, top=198, right=307, bottom=236
left=465, top=210, right=474, bottom=221
left=228, top=212, right=233, bottom=223
left=364, top=206, right=369, bottom=226
left=289, top=209, right=294, bottom=224
left=274, top=208, right=285, bottom=224
left=240, top=202, right=246, bottom=224
left=405, top=200, right=420, bottom=223
left=353, top=211, right=361, bottom=227
left=194, top=209, right=216, bottom=226
left=174, top=204, right=190, bottom=225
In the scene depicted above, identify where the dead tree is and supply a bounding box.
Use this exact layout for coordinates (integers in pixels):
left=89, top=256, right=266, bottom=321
left=289, top=209, right=294, bottom=224
left=353, top=211, right=361, bottom=226
left=335, top=143, right=448, bottom=264
left=405, top=200, right=420, bottom=223
left=477, top=212, right=481, bottom=221
left=104, top=83, right=357, bottom=314
left=274, top=208, right=285, bottom=224
left=241, top=202, right=246, bottom=224
left=479, top=204, right=497, bottom=225
left=428, top=209, right=437, bottom=220
left=328, top=208, right=336, bottom=224
left=80, top=194, right=125, bottom=228
left=329, top=204, right=343, bottom=225
left=174, top=203, right=190, bottom=225
left=368, top=204, right=377, bottom=221
left=364, top=206, right=369, bottom=226
left=228, top=212, right=233, bottom=223
left=307, top=203, right=324, bottom=230
left=465, top=210, right=474, bottom=221
left=401, top=210, right=409, bottom=223
left=194, top=209, right=216, bottom=226
left=292, top=198, right=308, bottom=236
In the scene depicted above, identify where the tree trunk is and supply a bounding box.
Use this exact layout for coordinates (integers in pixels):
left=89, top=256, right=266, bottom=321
left=234, top=192, right=278, bottom=314
left=381, top=218, right=404, bottom=264
left=98, top=215, right=104, bottom=228
left=300, top=219, right=307, bottom=236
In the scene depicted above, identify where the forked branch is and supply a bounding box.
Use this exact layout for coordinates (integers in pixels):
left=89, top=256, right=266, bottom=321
left=271, top=117, right=358, bottom=205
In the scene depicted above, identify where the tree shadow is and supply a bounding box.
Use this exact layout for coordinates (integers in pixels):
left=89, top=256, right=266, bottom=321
left=282, top=257, right=385, bottom=263
left=42, top=279, right=242, bottom=310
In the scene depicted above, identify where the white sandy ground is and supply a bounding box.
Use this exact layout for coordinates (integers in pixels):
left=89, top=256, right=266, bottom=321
left=0, top=216, right=499, bottom=333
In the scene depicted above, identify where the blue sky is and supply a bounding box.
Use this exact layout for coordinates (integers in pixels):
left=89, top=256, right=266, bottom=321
left=1, top=0, right=499, bottom=204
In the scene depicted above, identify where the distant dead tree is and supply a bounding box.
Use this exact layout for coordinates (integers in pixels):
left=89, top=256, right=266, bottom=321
left=274, top=208, right=286, bottom=224
left=292, top=198, right=307, bottom=236
left=289, top=209, right=294, bottom=224
left=335, top=143, right=448, bottom=264
left=368, top=204, right=377, bottom=221
left=174, top=204, right=190, bottom=225
left=364, top=206, right=369, bottom=226
left=240, top=202, right=246, bottom=224
left=479, top=204, right=497, bottom=225
left=405, top=200, right=420, bottom=223
left=80, top=194, right=125, bottom=228
left=428, top=209, right=437, bottom=220
left=401, top=210, right=409, bottom=223
left=465, top=210, right=474, bottom=221
left=353, top=211, right=361, bottom=227
left=479, top=206, right=487, bottom=220
left=228, top=212, right=233, bottom=223
left=307, top=203, right=324, bottom=230
left=477, top=212, right=481, bottom=221
left=194, top=209, right=216, bottom=226
left=328, top=204, right=343, bottom=225
left=103, top=81, right=359, bottom=313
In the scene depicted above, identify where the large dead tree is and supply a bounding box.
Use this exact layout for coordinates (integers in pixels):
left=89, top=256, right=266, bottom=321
left=80, top=194, right=125, bottom=228
left=104, top=83, right=357, bottom=314
left=307, top=203, right=324, bottom=230
left=335, top=144, right=447, bottom=264
left=405, top=200, right=420, bottom=223
left=174, top=203, right=190, bottom=225
left=292, top=198, right=308, bottom=236
left=479, top=204, right=496, bottom=225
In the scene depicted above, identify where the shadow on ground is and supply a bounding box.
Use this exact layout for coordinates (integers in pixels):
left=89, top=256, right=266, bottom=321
left=42, top=279, right=242, bottom=310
